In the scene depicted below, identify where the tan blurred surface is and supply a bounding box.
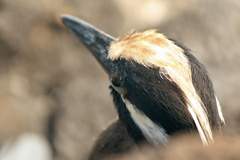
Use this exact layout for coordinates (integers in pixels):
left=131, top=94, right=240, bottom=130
left=0, top=0, right=239, bottom=160
left=111, top=135, right=240, bottom=160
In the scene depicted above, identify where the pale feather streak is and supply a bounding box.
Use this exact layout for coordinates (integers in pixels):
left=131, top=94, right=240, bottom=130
left=108, top=30, right=215, bottom=145
left=122, top=97, right=168, bottom=145
left=215, top=96, right=225, bottom=125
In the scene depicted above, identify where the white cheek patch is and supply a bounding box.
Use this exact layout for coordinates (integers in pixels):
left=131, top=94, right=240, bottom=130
left=121, top=97, right=168, bottom=145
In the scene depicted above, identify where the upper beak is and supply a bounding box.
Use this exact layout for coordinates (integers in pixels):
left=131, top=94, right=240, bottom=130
left=61, top=15, right=116, bottom=74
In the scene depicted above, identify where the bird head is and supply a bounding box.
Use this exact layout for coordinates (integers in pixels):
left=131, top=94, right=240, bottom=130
left=62, top=15, right=225, bottom=146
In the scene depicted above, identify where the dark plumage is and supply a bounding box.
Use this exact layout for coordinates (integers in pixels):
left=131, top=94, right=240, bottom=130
left=62, top=15, right=225, bottom=160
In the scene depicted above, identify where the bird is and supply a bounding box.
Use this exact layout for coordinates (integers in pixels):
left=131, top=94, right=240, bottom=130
left=61, top=15, right=225, bottom=160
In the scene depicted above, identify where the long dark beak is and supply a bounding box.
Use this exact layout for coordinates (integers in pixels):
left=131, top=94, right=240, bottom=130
left=61, top=15, right=116, bottom=74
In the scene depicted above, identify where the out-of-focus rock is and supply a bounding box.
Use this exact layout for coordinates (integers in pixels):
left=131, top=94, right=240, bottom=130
left=111, top=135, right=240, bottom=160
left=0, top=0, right=239, bottom=160
left=0, top=134, right=52, bottom=160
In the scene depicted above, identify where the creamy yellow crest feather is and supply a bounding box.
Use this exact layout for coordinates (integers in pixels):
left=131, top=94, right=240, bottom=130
left=108, top=30, right=214, bottom=145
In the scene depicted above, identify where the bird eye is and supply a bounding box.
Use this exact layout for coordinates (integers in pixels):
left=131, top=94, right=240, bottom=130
left=111, top=76, right=122, bottom=87
left=111, top=75, right=127, bottom=97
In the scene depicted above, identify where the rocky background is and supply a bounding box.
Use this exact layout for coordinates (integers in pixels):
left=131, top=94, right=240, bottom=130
left=0, top=0, right=239, bottom=160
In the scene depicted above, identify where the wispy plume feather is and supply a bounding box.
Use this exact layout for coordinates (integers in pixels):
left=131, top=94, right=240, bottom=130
left=109, top=30, right=214, bottom=145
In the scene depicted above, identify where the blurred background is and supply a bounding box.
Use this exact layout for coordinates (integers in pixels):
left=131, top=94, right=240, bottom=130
left=0, top=0, right=239, bottom=159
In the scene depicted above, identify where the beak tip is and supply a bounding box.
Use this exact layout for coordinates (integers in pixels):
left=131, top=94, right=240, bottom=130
left=60, top=14, right=77, bottom=29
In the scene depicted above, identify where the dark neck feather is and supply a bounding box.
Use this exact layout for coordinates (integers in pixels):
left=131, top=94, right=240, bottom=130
left=110, top=86, right=146, bottom=144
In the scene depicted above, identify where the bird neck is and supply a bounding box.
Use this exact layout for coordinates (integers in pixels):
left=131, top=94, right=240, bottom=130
left=110, top=86, right=169, bottom=145
left=110, top=87, right=146, bottom=144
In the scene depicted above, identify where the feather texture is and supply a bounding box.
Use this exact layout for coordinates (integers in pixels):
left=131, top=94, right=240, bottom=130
left=109, top=30, right=215, bottom=144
